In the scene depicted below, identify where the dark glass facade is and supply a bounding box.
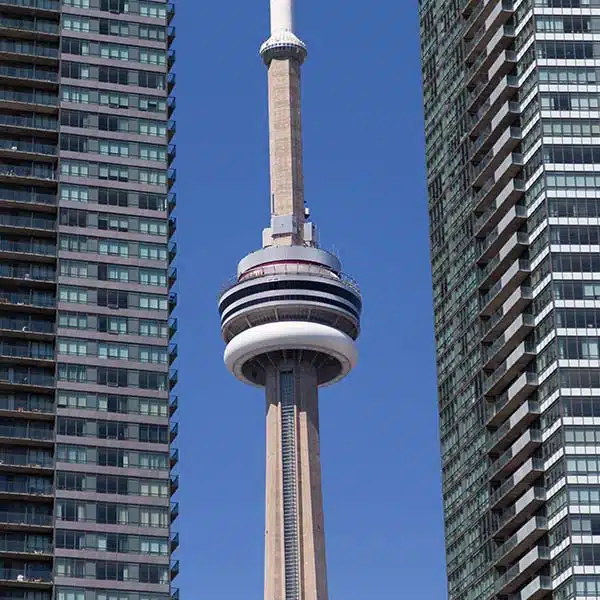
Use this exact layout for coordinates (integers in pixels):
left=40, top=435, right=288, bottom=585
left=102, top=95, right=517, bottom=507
left=0, top=1, right=178, bottom=599
left=419, top=0, right=600, bottom=599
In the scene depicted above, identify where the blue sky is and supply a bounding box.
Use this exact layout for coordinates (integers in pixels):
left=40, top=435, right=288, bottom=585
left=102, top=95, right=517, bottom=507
left=172, top=0, right=447, bottom=597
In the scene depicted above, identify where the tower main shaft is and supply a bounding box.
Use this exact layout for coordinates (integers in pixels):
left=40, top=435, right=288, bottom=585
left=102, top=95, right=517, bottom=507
left=218, top=1, right=362, bottom=599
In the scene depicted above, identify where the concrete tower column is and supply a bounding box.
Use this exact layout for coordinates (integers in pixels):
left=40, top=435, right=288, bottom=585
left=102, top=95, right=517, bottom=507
left=264, top=363, right=328, bottom=600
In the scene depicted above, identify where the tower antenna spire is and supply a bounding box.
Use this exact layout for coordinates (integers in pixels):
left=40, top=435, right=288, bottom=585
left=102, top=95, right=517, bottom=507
left=270, top=0, right=295, bottom=34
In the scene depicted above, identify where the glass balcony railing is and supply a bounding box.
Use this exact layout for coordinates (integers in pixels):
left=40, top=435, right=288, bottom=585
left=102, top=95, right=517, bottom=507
left=0, top=39, right=58, bottom=59
left=0, top=370, right=55, bottom=387
left=0, top=113, right=57, bottom=131
left=0, top=424, right=53, bottom=441
left=0, top=344, right=53, bottom=361
left=0, top=239, right=55, bottom=256
left=0, top=87, right=58, bottom=106
left=0, top=163, right=57, bottom=181
left=0, top=213, right=55, bottom=230
left=0, top=480, right=52, bottom=495
left=0, top=190, right=55, bottom=207
left=0, top=318, right=54, bottom=335
left=170, top=502, right=179, bottom=522
left=169, top=395, right=178, bottom=416
left=0, top=16, right=59, bottom=35
left=0, top=568, right=52, bottom=583
left=0, top=397, right=53, bottom=416
left=0, top=290, right=55, bottom=308
left=0, top=452, right=53, bottom=468
left=0, top=65, right=57, bottom=84
left=0, top=138, right=57, bottom=156
left=0, top=265, right=55, bottom=282
left=0, top=0, right=59, bottom=9
left=0, top=540, right=52, bottom=554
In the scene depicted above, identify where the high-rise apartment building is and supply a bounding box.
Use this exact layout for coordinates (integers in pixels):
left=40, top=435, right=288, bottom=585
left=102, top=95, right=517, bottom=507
left=0, top=1, right=178, bottom=600
left=419, top=0, right=600, bottom=599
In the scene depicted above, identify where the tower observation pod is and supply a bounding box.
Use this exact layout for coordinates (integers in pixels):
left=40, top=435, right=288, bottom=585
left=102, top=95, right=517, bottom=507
left=217, top=0, right=362, bottom=598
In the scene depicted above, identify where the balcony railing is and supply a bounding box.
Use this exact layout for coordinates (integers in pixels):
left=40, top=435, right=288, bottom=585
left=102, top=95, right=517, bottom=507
left=0, top=164, right=56, bottom=181
left=0, top=188, right=55, bottom=206
left=0, top=480, right=51, bottom=495
left=0, top=214, right=55, bottom=231
left=0, top=370, right=54, bottom=387
left=0, top=0, right=59, bottom=9
left=0, top=39, right=58, bottom=59
left=0, top=239, right=55, bottom=256
left=0, top=114, right=57, bottom=132
left=0, top=511, right=52, bottom=527
left=0, top=568, right=52, bottom=583
left=170, top=502, right=179, bottom=522
left=0, top=290, right=55, bottom=308
left=0, top=452, right=53, bottom=468
left=0, top=16, right=59, bottom=35
left=169, top=395, right=178, bottom=416
left=0, top=424, right=53, bottom=441
left=0, top=87, right=57, bottom=107
left=0, top=540, right=52, bottom=554
left=0, top=138, right=57, bottom=156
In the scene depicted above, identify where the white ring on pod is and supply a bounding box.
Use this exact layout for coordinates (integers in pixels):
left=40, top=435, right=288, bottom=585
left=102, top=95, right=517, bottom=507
left=224, top=321, right=358, bottom=387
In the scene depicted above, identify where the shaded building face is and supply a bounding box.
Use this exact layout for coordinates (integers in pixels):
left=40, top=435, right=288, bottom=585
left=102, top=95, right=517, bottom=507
left=419, top=0, right=600, bottom=599
left=0, top=0, right=179, bottom=599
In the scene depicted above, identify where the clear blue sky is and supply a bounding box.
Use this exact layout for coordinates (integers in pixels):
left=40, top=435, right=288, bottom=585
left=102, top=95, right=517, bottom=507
left=173, top=1, right=447, bottom=597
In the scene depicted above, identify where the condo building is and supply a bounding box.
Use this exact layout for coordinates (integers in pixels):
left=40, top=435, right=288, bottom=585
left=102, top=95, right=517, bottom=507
left=419, top=0, right=600, bottom=599
left=0, top=1, right=179, bottom=600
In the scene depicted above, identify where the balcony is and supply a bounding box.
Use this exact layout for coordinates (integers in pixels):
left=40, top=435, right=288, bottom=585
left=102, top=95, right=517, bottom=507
left=488, top=428, right=541, bottom=482
left=0, top=290, right=55, bottom=312
left=170, top=422, right=178, bottom=442
left=170, top=559, right=179, bottom=580
left=168, top=120, right=176, bottom=142
left=465, top=22, right=515, bottom=68
left=167, top=73, right=176, bottom=94
left=473, top=162, right=524, bottom=216
left=170, top=474, right=179, bottom=494
left=168, top=267, right=177, bottom=287
left=0, top=113, right=57, bottom=134
left=0, top=568, right=52, bottom=587
left=0, top=187, right=55, bottom=209
left=508, top=576, right=552, bottom=600
left=0, top=239, right=56, bottom=259
left=0, top=510, right=52, bottom=530
left=168, top=169, right=176, bottom=189
left=170, top=502, right=179, bottom=523
left=0, top=479, right=52, bottom=498
left=168, top=96, right=176, bottom=118
left=168, top=49, right=175, bottom=71
left=478, top=232, right=529, bottom=290
left=490, top=458, right=544, bottom=510
left=480, top=259, right=530, bottom=316
left=488, top=400, right=540, bottom=455
left=168, top=26, right=176, bottom=47
left=167, top=2, right=175, bottom=23
left=487, top=372, right=538, bottom=427
left=483, top=313, right=534, bottom=370
left=472, top=127, right=521, bottom=189
left=476, top=203, right=526, bottom=252
left=171, top=589, right=179, bottom=600
left=168, top=218, right=176, bottom=240
left=0, top=39, right=58, bottom=63
left=168, top=292, right=177, bottom=314
left=485, top=343, right=536, bottom=403
left=0, top=15, right=59, bottom=39
left=468, top=52, right=517, bottom=114
left=0, top=163, right=56, bottom=185
left=0, top=213, right=55, bottom=234
left=0, top=138, right=57, bottom=160
left=0, top=423, right=53, bottom=445
left=495, top=546, right=550, bottom=595
left=481, top=285, right=532, bottom=343
left=170, top=448, right=179, bottom=469
left=0, top=317, right=54, bottom=337
left=464, top=0, right=512, bottom=40
left=168, top=193, right=176, bottom=216
left=168, top=318, right=178, bottom=340
left=169, top=395, right=178, bottom=416
left=493, top=516, right=548, bottom=567
left=170, top=532, right=179, bottom=552
left=168, top=241, right=177, bottom=264
left=169, top=369, right=178, bottom=391
left=0, top=0, right=60, bottom=13
left=0, top=369, right=55, bottom=391
left=0, top=540, right=52, bottom=558
left=0, top=343, right=53, bottom=366
left=493, top=486, right=545, bottom=540
left=470, top=77, right=518, bottom=137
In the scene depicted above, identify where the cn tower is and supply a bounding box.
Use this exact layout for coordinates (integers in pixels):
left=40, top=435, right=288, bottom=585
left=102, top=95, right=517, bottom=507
left=217, top=0, right=362, bottom=598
